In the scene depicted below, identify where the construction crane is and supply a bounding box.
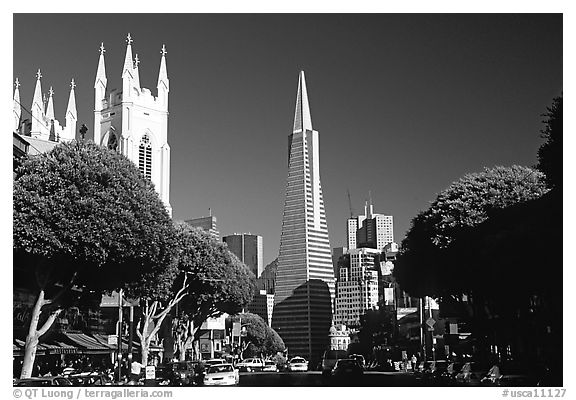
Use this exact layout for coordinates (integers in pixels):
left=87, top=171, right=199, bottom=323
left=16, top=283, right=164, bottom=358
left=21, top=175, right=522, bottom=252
left=347, top=188, right=354, bottom=218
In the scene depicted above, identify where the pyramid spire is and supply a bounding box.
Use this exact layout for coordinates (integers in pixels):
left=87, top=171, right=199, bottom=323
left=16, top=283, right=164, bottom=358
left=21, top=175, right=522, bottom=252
left=293, top=70, right=313, bottom=133
left=14, top=78, right=21, bottom=131
left=46, top=87, right=55, bottom=121
left=94, top=42, right=107, bottom=89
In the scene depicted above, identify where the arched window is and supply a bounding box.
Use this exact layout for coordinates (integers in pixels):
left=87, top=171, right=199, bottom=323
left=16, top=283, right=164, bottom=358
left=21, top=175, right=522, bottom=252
left=139, top=134, right=152, bottom=179
left=107, top=132, right=118, bottom=151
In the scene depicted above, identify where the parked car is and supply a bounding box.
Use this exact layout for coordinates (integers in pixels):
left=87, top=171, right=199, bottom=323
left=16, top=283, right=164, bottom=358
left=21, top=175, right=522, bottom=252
left=204, top=359, right=226, bottom=367
left=287, top=357, right=309, bottom=372
left=349, top=354, right=366, bottom=369
left=331, top=358, right=364, bottom=379
left=236, top=358, right=264, bottom=372
left=170, top=361, right=197, bottom=386
left=15, top=376, right=73, bottom=386
left=321, top=349, right=348, bottom=376
left=68, top=372, right=113, bottom=386
left=203, top=363, right=239, bottom=386
left=263, top=360, right=279, bottom=372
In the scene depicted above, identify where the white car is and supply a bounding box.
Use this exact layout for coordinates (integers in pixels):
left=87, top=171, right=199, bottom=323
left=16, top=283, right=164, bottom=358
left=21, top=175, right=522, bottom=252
left=203, top=363, right=239, bottom=386
left=236, top=358, right=264, bottom=372
left=262, top=360, right=279, bottom=372
left=287, top=357, right=309, bottom=372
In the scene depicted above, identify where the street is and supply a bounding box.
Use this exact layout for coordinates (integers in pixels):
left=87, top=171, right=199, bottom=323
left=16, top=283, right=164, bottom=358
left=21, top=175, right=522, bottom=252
left=238, top=371, right=435, bottom=387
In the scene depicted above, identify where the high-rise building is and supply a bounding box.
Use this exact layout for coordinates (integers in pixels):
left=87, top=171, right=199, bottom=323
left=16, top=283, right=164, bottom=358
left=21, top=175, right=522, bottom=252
left=93, top=35, right=172, bottom=216
left=185, top=215, right=219, bottom=239
left=223, top=234, right=263, bottom=277
left=347, top=199, right=393, bottom=251
left=272, top=71, right=334, bottom=364
left=334, top=247, right=380, bottom=328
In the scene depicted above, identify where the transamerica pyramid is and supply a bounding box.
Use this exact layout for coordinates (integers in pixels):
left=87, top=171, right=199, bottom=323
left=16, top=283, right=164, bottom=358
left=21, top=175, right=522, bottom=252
left=272, top=71, right=335, bottom=364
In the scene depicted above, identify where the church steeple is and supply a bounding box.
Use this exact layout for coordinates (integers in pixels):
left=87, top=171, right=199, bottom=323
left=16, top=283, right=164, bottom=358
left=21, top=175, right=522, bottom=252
left=14, top=78, right=21, bottom=132
left=122, top=33, right=135, bottom=100
left=46, top=87, right=55, bottom=121
left=133, top=53, right=141, bottom=89
left=94, top=43, right=107, bottom=144
left=63, top=79, right=77, bottom=141
left=293, top=70, right=313, bottom=133
left=122, top=33, right=134, bottom=78
left=94, top=42, right=107, bottom=97
left=31, top=69, right=47, bottom=139
left=157, top=44, right=169, bottom=110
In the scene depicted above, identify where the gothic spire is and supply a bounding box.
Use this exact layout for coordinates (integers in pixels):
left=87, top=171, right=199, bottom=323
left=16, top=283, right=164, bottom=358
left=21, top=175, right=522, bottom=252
left=94, top=42, right=107, bottom=89
left=293, top=70, right=313, bottom=133
left=67, top=79, right=77, bottom=120
left=157, top=44, right=169, bottom=91
left=122, top=33, right=134, bottom=78
left=32, top=69, right=43, bottom=112
left=133, top=53, right=141, bottom=88
left=14, top=78, right=21, bottom=131
left=46, top=87, right=55, bottom=121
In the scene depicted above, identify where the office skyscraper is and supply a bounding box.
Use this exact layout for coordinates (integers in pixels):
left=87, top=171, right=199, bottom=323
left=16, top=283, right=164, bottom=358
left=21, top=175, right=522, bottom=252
left=223, top=234, right=263, bottom=277
left=185, top=214, right=219, bottom=240
left=347, top=199, right=393, bottom=251
left=272, top=71, right=334, bottom=364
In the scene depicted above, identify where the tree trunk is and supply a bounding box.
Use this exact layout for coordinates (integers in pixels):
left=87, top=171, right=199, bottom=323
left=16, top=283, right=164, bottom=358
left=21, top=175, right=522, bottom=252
left=141, top=341, right=149, bottom=366
left=20, top=290, right=45, bottom=378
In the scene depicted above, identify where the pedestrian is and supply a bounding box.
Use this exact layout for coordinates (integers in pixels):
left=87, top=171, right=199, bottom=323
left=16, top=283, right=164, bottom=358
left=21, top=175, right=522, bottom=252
left=130, top=359, right=144, bottom=383
left=62, top=362, right=75, bottom=376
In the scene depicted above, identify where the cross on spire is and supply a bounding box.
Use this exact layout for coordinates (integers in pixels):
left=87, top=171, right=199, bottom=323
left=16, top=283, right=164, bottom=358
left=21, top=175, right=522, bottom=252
left=161, top=44, right=167, bottom=56
left=15, top=78, right=20, bottom=89
left=134, top=54, right=140, bottom=68
left=49, top=87, right=54, bottom=97
left=36, top=69, right=42, bottom=80
left=126, top=33, right=133, bottom=45
left=99, top=42, right=106, bottom=55
left=70, top=79, right=76, bottom=89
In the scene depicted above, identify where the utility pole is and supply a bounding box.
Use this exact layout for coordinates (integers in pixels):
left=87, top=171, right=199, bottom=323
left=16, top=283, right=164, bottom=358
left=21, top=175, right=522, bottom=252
left=419, top=297, right=426, bottom=362
left=117, top=290, right=123, bottom=383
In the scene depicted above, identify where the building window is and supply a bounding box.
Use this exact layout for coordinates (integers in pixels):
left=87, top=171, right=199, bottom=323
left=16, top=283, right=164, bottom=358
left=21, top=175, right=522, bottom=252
left=139, top=134, right=152, bottom=179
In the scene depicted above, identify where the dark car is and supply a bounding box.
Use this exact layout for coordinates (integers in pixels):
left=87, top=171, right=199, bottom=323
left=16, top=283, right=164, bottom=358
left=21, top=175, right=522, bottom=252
left=321, top=349, right=348, bottom=376
left=170, top=361, right=198, bottom=386
left=331, top=359, right=364, bottom=379
left=15, top=376, right=73, bottom=386
left=68, top=372, right=112, bottom=386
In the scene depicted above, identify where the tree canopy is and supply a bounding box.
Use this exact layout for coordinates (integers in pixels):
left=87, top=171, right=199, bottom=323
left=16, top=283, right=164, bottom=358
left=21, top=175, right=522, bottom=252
left=229, top=313, right=285, bottom=357
left=173, top=222, right=256, bottom=336
left=537, top=95, right=562, bottom=190
left=13, top=139, right=178, bottom=300
left=394, top=165, right=548, bottom=297
left=13, top=140, right=178, bottom=377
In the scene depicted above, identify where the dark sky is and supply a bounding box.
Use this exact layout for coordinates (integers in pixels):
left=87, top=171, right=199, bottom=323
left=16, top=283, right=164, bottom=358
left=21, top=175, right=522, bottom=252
left=13, top=14, right=562, bottom=266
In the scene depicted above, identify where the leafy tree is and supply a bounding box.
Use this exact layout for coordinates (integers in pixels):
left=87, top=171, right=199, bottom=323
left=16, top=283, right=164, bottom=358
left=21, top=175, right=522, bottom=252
left=171, top=223, right=256, bottom=360
left=229, top=313, right=285, bottom=358
left=537, top=95, right=562, bottom=190
left=394, top=165, right=548, bottom=297
left=13, top=140, right=177, bottom=378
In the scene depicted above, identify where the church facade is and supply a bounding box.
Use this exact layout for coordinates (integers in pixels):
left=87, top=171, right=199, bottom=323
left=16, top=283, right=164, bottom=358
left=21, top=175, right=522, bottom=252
left=93, top=34, right=172, bottom=215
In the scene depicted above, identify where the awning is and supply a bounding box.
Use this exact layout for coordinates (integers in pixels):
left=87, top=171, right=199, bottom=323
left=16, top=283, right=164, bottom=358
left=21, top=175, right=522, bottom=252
left=64, top=333, right=115, bottom=354
left=92, top=334, right=141, bottom=352
left=13, top=338, right=78, bottom=356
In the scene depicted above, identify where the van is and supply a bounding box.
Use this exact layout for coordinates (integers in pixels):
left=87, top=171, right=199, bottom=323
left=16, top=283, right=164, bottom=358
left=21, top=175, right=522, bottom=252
left=321, top=349, right=348, bottom=376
